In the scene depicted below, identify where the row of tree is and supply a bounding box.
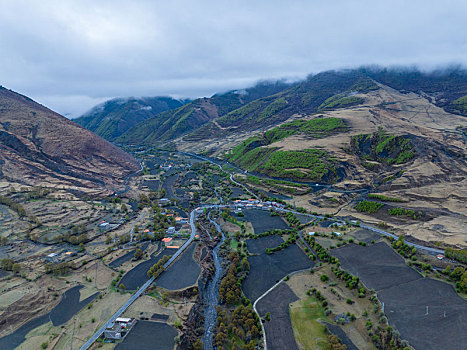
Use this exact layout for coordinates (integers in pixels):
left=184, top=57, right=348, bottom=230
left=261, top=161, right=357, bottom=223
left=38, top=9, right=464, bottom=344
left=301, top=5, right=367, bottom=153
left=147, top=255, right=171, bottom=278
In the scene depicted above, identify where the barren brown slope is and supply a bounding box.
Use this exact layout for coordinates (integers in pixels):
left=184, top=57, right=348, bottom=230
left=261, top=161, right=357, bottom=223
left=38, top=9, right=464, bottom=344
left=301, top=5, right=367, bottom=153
left=0, top=87, right=139, bottom=194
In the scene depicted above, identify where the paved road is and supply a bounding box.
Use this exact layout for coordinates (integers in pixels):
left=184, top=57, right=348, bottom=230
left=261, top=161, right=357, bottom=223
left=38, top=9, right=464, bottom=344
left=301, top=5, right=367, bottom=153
left=79, top=208, right=198, bottom=350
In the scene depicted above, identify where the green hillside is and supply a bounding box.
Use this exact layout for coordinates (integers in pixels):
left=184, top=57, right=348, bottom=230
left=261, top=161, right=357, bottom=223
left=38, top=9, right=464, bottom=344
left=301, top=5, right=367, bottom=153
left=351, top=128, right=415, bottom=166
left=118, top=81, right=292, bottom=144
left=186, top=73, right=375, bottom=142
left=74, top=97, right=185, bottom=141
left=225, top=117, right=347, bottom=182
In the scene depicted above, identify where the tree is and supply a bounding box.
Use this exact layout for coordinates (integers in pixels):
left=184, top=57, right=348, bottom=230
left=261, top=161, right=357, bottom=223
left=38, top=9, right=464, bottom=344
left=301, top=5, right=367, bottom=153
left=12, top=263, right=21, bottom=274
left=192, top=339, right=203, bottom=350
left=264, top=312, right=271, bottom=321
left=119, top=283, right=126, bottom=291
left=451, top=266, right=465, bottom=280
left=121, top=203, right=128, bottom=212
left=134, top=248, right=143, bottom=260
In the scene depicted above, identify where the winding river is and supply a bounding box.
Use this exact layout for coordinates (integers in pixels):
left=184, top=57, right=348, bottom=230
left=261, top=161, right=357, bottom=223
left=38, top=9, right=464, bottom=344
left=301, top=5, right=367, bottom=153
left=202, top=211, right=225, bottom=350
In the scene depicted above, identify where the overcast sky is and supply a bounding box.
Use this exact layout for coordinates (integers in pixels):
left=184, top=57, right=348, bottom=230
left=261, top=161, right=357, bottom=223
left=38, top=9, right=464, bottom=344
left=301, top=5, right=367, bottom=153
left=0, top=0, right=466, bottom=118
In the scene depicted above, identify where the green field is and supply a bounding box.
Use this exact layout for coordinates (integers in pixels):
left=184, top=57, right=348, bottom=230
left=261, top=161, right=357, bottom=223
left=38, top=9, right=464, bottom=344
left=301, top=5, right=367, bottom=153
left=290, top=296, right=330, bottom=349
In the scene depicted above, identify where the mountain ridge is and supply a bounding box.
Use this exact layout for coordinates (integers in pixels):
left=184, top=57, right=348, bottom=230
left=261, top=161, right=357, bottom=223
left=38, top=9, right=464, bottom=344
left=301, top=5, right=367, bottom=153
left=0, top=86, right=140, bottom=195
left=74, top=96, right=188, bottom=141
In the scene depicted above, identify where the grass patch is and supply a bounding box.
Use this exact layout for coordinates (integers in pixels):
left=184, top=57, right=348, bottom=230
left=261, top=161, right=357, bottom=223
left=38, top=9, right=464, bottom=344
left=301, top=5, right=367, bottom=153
left=318, top=94, right=364, bottom=111
left=261, top=149, right=338, bottom=181
left=388, top=207, right=422, bottom=219
left=244, top=175, right=308, bottom=194
left=452, top=95, right=467, bottom=114
left=290, top=296, right=330, bottom=349
left=368, top=193, right=405, bottom=202
left=264, top=117, right=348, bottom=144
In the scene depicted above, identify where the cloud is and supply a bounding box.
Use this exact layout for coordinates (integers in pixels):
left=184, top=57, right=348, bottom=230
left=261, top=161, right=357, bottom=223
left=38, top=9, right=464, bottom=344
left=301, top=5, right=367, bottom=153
left=0, top=0, right=466, bottom=117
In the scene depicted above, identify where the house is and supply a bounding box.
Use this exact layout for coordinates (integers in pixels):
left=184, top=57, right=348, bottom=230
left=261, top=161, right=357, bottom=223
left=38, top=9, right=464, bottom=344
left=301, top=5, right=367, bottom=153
left=308, top=232, right=316, bottom=236
left=104, top=318, right=136, bottom=340
left=166, top=227, right=176, bottom=235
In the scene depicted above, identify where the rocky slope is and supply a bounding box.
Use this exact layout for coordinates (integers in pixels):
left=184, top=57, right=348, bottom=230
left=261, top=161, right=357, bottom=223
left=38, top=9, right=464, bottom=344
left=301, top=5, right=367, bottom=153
left=0, top=87, right=140, bottom=195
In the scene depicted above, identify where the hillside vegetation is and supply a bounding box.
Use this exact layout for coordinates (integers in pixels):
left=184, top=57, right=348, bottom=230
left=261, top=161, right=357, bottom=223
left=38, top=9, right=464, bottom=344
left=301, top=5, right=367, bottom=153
left=452, top=96, right=467, bottom=115
left=75, top=97, right=185, bottom=141
left=225, top=117, right=347, bottom=182
left=187, top=73, right=374, bottom=142
left=118, top=81, right=291, bottom=144
left=351, top=128, right=415, bottom=166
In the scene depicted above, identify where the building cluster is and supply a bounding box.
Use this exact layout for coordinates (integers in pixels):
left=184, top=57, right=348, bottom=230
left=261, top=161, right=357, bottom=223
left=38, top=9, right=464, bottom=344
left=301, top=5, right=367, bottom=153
left=104, top=317, right=136, bottom=341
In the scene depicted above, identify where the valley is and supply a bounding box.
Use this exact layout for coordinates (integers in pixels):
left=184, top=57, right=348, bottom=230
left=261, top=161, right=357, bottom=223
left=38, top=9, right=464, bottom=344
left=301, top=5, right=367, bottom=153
left=0, top=68, right=466, bottom=350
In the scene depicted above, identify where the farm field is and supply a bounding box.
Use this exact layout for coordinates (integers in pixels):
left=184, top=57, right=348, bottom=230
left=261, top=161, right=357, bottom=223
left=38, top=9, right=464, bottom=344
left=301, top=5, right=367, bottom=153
left=240, top=209, right=290, bottom=234
left=0, top=286, right=98, bottom=350
left=230, top=187, right=246, bottom=198
left=115, top=320, right=177, bottom=350
left=119, top=248, right=178, bottom=290
left=243, top=236, right=312, bottom=301
left=162, top=174, right=178, bottom=199
left=246, top=235, right=283, bottom=254
left=256, top=282, right=299, bottom=350
left=331, top=242, right=467, bottom=350
left=156, top=243, right=200, bottom=290
left=109, top=249, right=136, bottom=268
left=348, top=228, right=380, bottom=243
left=331, top=242, right=422, bottom=290
left=142, top=179, right=160, bottom=191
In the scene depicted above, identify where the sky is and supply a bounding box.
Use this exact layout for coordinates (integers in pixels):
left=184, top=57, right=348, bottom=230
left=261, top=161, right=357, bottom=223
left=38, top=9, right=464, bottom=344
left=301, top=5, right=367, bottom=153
left=0, top=0, right=466, bottom=118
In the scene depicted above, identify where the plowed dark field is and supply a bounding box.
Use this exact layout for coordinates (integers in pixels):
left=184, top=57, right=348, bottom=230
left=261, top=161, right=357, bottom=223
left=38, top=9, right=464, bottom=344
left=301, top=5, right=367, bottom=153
left=331, top=242, right=467, bottom=350
left=256, top=283, right=299, bottom=350
left=119, top=248, right=178, bottom=290
left=115, top=321, right=177, bottom=350
left=241, top=209, right=289, bottom=234
left=157, top=243, right=200, bottom=290
left=243, top=236, right=312, bottom=301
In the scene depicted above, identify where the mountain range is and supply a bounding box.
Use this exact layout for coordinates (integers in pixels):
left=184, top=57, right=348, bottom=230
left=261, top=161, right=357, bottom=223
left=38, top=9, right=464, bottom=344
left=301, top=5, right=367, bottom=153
left=76, top=67, right=466, bottom=147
